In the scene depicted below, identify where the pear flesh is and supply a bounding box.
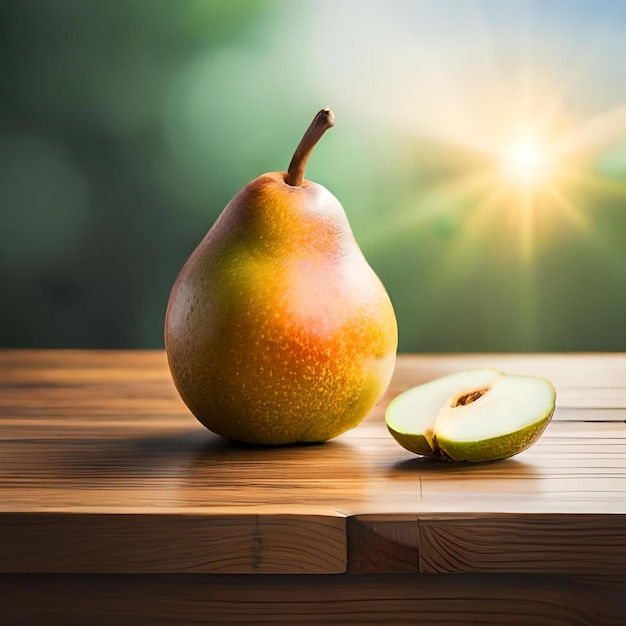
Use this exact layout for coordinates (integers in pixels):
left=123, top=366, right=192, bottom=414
left=386, top=369, right=556, bottom=462
left=165, top=110, right=398, bottom=445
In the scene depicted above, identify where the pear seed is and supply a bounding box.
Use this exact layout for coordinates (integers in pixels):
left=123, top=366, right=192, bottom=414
left=452, top=388, right=488, bottom=407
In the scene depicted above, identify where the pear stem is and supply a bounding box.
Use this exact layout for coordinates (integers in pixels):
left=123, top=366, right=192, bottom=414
left=285, top=108, right=334, bottom=187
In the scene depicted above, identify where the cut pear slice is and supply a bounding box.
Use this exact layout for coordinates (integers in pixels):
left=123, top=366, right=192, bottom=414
left=386, top=369, right=556, bottom=462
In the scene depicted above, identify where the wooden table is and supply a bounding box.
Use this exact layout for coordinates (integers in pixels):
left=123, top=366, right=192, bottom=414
left=1, top=351, right=625, bottom=625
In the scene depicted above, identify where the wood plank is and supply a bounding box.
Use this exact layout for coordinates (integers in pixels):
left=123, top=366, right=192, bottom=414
left=0, top=349, right=165, bottom=369
left=0, top=513, right=345, bottom=574
left=347, top=518, right=420, bottom=573
left=0, top=572, right=623, bottom=626
left=552, top=407, right=626, bottom=422
left=347, top=515, right=626, bottom=576
left=418, top=515, right=626, bottom=575
left=2, top=407, right=626, bottom=515
left=2, top=421, right=626, bottom=515
left=2, top=350, right=626, bottom=577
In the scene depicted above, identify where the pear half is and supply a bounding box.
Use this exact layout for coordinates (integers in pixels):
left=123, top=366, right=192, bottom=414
left=386, top=369, right=556, bottom=462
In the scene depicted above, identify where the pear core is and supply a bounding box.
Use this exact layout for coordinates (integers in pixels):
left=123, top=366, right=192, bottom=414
left=386, top=369, right=556, bottom=462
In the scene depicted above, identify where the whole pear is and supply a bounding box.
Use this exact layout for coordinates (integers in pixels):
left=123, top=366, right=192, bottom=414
left=165, top=109, right=398, bottom=445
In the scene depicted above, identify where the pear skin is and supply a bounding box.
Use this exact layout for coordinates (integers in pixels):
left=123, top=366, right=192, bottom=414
left=165, top=109, right=398, bottom=444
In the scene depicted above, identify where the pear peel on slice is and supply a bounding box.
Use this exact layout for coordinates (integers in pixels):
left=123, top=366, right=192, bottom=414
left=386, top=369, right=556, bottom=462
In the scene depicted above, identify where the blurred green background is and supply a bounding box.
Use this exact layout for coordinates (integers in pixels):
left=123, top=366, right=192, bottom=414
left=2, top=0, right=626, bottom=352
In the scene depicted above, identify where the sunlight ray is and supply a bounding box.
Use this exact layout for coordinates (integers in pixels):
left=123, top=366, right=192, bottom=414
left=561, top=166, right=626, bottom=196
left=361, top=169, right=494, bottom=249
left=543, top=186, right=590, bottom=232
left=556, top=106, right=626, bottom=157
left=439, top=184, right=510, bottom=275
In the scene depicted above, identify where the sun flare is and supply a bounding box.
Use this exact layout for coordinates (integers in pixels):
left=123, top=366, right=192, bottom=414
left=501, top=135, right=552, bottom=187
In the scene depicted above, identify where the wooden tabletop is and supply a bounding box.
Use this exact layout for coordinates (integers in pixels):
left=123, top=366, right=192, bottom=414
left=1, top=350, right=625, bottom=577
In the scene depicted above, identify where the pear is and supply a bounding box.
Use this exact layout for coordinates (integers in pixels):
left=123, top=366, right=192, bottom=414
left=165, top=108, right=398, bottom=445
left=386, top=369, right=556, bottom=462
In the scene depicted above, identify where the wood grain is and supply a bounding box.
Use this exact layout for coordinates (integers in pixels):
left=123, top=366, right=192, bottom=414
left=0, top=513, right=345, bottom=574
left=348, top=514, right=626, bottom=575
left=418, top=514, right=626, bottom=575
left=1, top=350, right=626, bottom=624
left=348, top=518, right=420, bottom=573
left=2, top=351, right=626, bottom=518
left=0, top=573, right=622, bottom=626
